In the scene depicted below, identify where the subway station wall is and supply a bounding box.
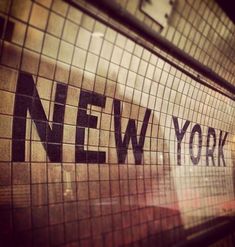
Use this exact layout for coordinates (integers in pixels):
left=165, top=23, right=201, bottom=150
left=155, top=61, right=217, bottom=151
left=0, top=0, right=235, bottom=246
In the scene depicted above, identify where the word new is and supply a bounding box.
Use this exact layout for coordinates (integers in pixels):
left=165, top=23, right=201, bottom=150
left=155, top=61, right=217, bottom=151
left=12, top=72, right=150, bottom=164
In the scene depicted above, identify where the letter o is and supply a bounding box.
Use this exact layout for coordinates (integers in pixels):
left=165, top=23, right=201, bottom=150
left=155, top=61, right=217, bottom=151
left=189, top=124, right=202, bottom=165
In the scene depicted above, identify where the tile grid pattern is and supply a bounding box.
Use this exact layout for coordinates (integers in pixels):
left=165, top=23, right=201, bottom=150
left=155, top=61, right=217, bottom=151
left=117, top=0, right=235, bottom=86
left=0, top=0, right=234, bottom=246
left=74, top=0, right=234, bottom=99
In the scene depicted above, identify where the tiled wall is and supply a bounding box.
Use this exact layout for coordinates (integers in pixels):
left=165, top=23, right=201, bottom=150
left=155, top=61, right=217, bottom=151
left=117, top=0, right=235, bottom=85
left=0, top=0, right=234, bottom=246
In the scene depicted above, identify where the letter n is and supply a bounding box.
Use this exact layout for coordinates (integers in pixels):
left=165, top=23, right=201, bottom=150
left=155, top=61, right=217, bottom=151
left=12, top=72, right=67, bottom=162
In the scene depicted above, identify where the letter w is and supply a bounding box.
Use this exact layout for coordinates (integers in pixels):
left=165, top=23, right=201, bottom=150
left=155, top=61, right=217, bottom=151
left=114, top=99, right=151, bottom=165
left=12, top=72, right=67, bottom=162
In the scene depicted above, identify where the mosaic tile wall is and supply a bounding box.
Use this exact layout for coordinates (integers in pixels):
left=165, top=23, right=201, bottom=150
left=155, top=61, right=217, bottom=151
left=0, top=0, right=234, bottom=246
left=117, top=0, right=235, bottom=85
